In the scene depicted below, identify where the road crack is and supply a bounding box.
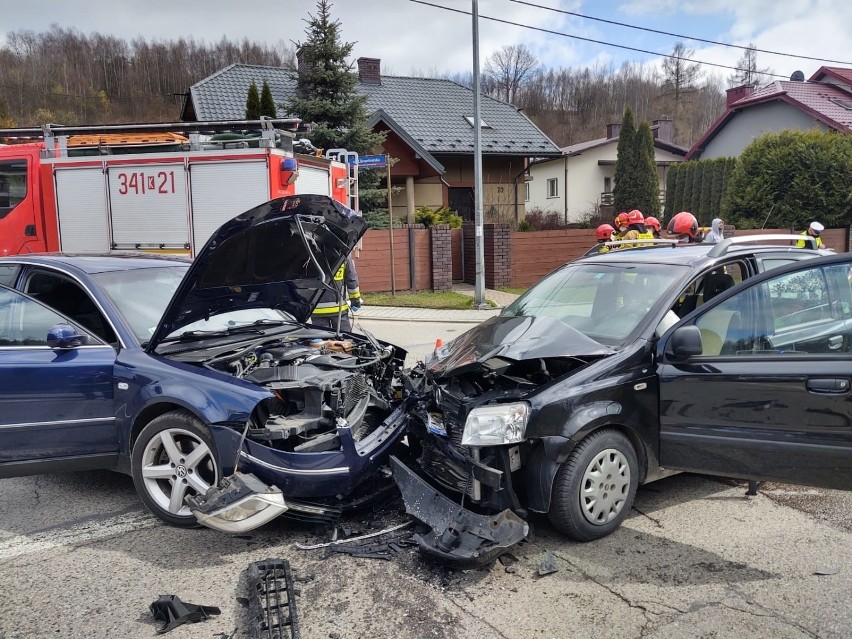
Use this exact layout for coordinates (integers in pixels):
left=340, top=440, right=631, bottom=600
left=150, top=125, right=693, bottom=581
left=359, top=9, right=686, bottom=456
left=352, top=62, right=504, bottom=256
left=631, top=506, right=664, bottom=528
left=443, top=596, right=511, bottom=639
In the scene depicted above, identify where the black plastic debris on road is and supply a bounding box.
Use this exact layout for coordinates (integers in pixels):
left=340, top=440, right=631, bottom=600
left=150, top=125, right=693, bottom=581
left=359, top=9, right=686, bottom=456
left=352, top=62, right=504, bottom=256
left=246, top=558, right=301, bottom=639
left=149, top=594, right=221, bottom=634
left=538, top=551, right=559, bottom=576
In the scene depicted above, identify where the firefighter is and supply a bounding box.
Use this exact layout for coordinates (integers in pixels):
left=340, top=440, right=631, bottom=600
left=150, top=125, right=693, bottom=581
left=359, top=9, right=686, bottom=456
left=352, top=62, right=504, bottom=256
left=310, top=255, right=363, bottom=332
left=620, top=209, right=655, bottom=244
left=595, top=223, right=615, bottom=253
left=644, top=216, right=662, bottom=239
left=796, top=221, right=825, bottom=249
left=666, top=211, right=705, bottom=243
left=613, top=212, right=630, bottom=240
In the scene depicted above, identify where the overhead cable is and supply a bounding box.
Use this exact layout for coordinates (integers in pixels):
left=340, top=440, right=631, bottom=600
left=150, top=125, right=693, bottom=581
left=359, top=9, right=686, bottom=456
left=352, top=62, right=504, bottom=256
left=511, top=0, right=852, bottom=66
left=410, top=0, right=794, bottom=79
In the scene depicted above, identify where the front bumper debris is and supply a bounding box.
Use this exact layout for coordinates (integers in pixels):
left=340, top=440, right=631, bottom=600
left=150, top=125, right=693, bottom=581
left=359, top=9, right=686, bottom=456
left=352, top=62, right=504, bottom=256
left=245, top=559, right=300, bottom=639
left=188, top=471, right=287, bottom=533
left=390, top=456, right=528, bottom=568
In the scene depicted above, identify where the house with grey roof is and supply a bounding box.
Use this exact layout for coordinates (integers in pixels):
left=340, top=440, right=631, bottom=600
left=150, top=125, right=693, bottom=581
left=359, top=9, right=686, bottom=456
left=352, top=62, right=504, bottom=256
left=526, top=117, right=688, bottom=224
left=181, top=57, right=561, bottom=223
left=687, top=66, right=852, bottom=160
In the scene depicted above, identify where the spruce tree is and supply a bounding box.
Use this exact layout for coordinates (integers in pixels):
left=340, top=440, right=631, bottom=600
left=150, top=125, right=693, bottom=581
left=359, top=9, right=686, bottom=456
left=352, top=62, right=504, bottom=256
left=680, top=162, right=694, bottom=214
left=690, top=160, right=703, bottom=215
left=287, top=0, right=383, bottom=155
left=287, top=0, right=387, bottom=223
left=245, top=82, right=261, bottom=120
left=260, top=80, right=276, bottom=117
left=613, top=108, right=637, bottom=213
left=634, top=120, right=661, bottom=217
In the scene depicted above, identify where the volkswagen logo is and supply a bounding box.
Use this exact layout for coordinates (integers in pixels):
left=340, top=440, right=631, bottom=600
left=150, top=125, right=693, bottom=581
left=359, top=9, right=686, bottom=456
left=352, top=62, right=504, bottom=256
left=175, top=465, right=188, bottom=478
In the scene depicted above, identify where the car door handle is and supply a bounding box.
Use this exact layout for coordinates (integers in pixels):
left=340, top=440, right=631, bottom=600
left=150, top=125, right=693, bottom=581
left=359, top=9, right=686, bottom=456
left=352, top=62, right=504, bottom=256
left=806, top=378, right=850, bottom=394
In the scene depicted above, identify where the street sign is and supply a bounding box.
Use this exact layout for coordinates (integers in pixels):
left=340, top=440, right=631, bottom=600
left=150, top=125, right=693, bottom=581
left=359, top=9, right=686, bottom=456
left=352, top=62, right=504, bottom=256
left=350, top=154, right=387, bottom=169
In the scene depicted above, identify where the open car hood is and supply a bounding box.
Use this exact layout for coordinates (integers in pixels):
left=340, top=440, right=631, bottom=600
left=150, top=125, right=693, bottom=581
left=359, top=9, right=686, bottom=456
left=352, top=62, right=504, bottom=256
left=425, top=315, right=613, bottom=377
left=147, top=195, right=366, bottom=350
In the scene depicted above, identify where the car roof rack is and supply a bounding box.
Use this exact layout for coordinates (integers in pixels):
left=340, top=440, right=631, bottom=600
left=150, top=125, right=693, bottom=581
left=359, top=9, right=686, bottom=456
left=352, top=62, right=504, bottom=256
left=707, top=234, right=817, bottom=257
left=583, top=239, right=680, bottom=256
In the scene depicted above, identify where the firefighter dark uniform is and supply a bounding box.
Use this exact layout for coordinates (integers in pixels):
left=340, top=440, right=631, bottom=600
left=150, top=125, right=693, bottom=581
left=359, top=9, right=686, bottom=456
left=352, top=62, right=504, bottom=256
left=310, top=255, right=362, bottom=332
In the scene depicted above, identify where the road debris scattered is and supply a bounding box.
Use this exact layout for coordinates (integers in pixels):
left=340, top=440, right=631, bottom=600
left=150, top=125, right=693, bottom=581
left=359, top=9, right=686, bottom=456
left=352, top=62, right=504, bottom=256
left=149, top=594, right=221, bottom=634
left=246, top=559, right=300, bottom=639
left=537, top=551, right=559, bottom=576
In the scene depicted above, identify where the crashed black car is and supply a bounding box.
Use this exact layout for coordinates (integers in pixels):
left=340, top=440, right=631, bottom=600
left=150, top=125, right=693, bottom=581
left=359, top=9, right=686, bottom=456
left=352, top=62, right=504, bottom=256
left=393, top=237, right=852, bottom=565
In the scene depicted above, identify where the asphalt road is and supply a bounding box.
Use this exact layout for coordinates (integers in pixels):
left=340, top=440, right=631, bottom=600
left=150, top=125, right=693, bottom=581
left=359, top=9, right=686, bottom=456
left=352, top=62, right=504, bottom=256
left=0, top=317, right=849, bottom=639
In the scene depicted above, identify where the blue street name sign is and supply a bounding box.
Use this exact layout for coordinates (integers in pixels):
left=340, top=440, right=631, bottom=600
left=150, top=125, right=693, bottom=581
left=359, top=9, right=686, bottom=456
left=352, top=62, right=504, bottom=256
left=349, top=154, right=387, bottom=169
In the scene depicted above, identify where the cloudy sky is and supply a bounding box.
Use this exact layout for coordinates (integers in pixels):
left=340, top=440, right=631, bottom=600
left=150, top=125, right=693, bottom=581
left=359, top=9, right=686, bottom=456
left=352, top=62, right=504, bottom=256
left=3, top=0, right=851, bottom=82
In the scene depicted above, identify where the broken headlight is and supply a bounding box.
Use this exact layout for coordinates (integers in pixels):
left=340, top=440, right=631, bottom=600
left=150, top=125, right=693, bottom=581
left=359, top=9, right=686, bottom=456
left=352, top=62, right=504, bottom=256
left=461, top=403, right=529, bottom=447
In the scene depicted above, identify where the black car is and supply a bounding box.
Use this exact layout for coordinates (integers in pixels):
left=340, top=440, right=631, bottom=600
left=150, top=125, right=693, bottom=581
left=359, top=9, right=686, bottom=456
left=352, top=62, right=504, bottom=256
left=392, top=236, right=852, bottom=565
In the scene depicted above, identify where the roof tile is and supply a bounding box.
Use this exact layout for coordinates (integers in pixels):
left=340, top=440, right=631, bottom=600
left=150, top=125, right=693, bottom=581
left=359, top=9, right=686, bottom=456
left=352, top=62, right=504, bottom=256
left=188, top=65, right=560, bottom=157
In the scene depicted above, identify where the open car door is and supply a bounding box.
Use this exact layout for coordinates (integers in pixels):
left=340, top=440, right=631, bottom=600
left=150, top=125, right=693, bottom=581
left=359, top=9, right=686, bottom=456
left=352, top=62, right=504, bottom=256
left=657, top=253, right=852, bottom=491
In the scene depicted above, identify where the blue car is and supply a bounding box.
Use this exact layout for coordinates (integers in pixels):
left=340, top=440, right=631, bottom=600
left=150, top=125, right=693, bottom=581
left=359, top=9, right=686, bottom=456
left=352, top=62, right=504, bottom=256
left=0, top=195, right=409, bottom=532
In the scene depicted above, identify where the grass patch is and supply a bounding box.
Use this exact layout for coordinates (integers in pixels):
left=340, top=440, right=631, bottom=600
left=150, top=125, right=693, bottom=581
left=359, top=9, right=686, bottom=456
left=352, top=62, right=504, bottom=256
left=368, top=291, right=497, bottom=309
left=499, top=287, right=527, bottom=296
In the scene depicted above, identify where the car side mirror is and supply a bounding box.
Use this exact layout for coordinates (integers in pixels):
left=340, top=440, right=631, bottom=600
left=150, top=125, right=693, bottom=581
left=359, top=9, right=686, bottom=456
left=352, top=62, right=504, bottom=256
left=668, top=325, right=703, bottom=360
left=47, top=323, right=90, bottom=349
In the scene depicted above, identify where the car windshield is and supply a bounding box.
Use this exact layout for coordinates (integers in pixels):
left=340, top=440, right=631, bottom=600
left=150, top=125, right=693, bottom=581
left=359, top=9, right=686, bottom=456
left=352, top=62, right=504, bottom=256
left=92, top=265, right=299, bottom=344
left=502, top=262, right=689, bottom=344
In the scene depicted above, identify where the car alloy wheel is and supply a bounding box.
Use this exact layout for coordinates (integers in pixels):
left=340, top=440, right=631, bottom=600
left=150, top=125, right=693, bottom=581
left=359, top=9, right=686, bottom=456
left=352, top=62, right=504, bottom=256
left=132, top=410, right=219, bottom=527
left=548, top=428, right=639, bottom=542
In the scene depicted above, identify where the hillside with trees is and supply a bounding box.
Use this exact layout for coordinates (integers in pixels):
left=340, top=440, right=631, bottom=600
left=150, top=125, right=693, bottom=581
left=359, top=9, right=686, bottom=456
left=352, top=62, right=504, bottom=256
left=1, top=25, right=726, bottom=149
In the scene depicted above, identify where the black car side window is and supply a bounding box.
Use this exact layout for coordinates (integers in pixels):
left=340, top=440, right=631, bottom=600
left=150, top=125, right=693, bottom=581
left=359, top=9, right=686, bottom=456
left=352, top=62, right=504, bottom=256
left=694, top=262, right=852, bottom=357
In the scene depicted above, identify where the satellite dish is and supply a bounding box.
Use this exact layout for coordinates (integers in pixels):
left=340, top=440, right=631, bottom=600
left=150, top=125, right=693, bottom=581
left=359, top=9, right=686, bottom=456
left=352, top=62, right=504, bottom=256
left=790, top=70, right=805, bottom=82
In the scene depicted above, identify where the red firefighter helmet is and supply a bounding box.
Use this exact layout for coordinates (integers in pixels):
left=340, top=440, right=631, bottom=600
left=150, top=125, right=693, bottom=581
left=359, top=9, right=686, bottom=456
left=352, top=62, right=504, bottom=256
left=596, top=223, right=615, bottom=241
left=667, top=211, right=700, bottom=238
left=644, top=216, right=661, bottom=231
left=627, top=209, right=644, bottom=224
left=614, top=212, right=629, bottom=228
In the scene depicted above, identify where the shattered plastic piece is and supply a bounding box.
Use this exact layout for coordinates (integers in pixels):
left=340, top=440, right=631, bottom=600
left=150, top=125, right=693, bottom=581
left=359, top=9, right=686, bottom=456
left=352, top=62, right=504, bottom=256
left=295, top=521, right=411, bottom=550
left=328, top=528, right=416, bottom=560
left=188, top=471, right=287, bottom=533
left=149, top=594, right=221, bottom=634
left=390, top=456, right=528, bottom=568
left=814, top=566, right=840, bottom=576
left=498, top=553, right=518, bottom=566
left=537, top=551, right=559, bottom=576
left=246, top=559, right=300, bottom=639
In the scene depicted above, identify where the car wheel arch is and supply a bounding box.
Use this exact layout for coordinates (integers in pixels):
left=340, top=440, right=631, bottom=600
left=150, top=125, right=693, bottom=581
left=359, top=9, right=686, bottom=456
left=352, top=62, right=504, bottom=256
left=525, top=421, right=649, bottom=514
left=130, top=402, right=208, bottom=452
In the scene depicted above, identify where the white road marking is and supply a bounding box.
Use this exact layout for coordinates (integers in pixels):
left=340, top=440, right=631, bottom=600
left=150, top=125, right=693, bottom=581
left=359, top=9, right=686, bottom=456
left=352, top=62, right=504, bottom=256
left=0, top=512, right=159, bottom=561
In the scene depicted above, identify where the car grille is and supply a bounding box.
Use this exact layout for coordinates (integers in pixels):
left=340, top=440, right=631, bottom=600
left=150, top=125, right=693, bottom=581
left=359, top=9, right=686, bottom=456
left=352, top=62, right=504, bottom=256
left=343, top=374, right=369, bottom=416
left=419, top=439, right=479, bottom=500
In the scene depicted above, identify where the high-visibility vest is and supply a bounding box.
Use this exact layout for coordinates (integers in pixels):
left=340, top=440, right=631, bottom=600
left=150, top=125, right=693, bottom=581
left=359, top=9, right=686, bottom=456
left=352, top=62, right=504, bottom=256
left=795, top=231, right=824, bottom=249
left=312, top=258, right=362, bottom=315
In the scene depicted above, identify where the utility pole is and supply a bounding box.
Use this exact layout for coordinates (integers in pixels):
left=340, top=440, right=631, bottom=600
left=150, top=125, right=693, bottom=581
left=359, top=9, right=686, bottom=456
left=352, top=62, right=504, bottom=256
left=472, top=0, right=486, bottom=307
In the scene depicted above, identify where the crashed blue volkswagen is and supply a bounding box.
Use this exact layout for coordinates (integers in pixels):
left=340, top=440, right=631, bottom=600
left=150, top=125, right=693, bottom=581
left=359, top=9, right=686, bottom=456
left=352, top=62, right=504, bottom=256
left=0, top=195, right=409, bottom=532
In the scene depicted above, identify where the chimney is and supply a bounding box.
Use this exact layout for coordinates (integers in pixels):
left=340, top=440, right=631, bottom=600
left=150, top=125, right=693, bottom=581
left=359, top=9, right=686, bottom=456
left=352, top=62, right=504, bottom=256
left=652, top=115, right=673, bottom=143
left=726, top=84, right=755, bottom=108
left=357, top=57, right=381, bottom=85
left=606, top=123, right=621, bottom=139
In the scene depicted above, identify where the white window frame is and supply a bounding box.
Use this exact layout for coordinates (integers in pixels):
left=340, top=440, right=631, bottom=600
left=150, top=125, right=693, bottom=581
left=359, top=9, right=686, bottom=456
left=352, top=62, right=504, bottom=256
left=524, top=182, right=530, bottom=202
left=547, top=178, right=558, bottom=198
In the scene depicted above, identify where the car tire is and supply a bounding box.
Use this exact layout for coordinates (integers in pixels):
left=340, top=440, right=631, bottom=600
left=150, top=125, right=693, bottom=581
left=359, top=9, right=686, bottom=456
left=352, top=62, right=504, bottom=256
left=131, top=410, right=220, bottom=527
left=548, top=429, right=639, bottom=542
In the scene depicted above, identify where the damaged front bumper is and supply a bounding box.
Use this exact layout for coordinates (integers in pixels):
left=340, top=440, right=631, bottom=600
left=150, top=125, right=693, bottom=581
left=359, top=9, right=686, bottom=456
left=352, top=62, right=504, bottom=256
left=196, top=397, right=415, bottom=531
left=390, top=456, right=528, bottom=568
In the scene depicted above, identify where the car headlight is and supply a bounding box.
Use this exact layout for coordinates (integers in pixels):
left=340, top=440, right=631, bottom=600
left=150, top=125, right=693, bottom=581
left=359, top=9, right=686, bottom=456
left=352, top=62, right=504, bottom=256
left=461, top=403, right=529, bottom=446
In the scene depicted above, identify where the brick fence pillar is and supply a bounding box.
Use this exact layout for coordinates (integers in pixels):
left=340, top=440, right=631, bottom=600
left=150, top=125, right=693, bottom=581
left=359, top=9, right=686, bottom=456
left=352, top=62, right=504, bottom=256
left=485, top=223, right=512, bottom=289
left=462, top=222, right=513, bottom=288
left=430, top=224, right=453, bottom=291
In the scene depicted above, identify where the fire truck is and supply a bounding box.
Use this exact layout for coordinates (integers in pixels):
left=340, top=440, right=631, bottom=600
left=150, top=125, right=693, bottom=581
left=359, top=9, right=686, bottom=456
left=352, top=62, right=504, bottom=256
left=0, top=119, right=356, bottom=256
